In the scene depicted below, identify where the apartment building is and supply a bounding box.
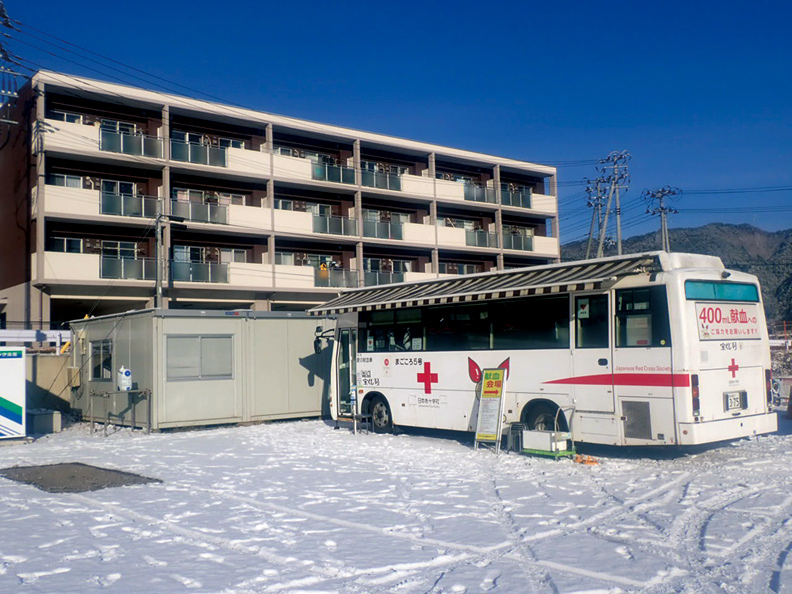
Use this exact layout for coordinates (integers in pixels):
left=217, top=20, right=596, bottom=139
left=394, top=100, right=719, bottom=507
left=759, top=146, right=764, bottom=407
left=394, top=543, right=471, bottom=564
left=0, top=70, right=560, bottom=330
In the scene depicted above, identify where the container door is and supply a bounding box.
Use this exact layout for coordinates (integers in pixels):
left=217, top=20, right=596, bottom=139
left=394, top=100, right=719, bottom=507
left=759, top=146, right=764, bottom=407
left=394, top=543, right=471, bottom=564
left=336, top=328, right=357, bottom=417
left=571, top=293, right=615, bottom=413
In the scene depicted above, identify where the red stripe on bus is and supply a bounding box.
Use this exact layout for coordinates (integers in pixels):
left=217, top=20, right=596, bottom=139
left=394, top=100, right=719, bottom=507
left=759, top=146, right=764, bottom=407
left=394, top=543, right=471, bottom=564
left=544, top=373, right=691, bottom=388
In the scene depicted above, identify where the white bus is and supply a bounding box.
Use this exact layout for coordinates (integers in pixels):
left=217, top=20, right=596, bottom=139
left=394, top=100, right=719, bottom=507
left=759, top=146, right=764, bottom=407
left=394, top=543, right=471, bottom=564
left=310, top=252, right=777, bottom=446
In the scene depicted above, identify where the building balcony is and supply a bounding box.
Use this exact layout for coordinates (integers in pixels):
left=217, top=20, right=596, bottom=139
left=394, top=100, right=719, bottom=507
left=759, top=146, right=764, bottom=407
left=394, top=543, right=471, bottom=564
left=312, top=214, right=357, bottom=236
left=500, top=188, right=532, bottom=209
left=532, top=235, right=560, bottom=257
left=400, top=174, right=436, bottom=199
left=171, top=261, right=229, bottom=283
left=102, top=193, right=160, bottom=218
left=100, top=130, right=164, bottom=158
left=227, top=262, right=273, bottom=289
left=273, top=209, right=313, bottom=234
left=314, top=267, right=358, bottom=288
left=311, top=163, right=355, bottom=185
left=465, top=230, right=498, bottom=248
left=436, top=225, right=467, bottom=247
left=502, top=234, right=534, bottom=251
left=364, top=271, right=405, bottom=286
left=37, top=184, right=160, bottom=220
left=464, top=184, right=496, bottom=204
left=101, top=256, right=157, bottom=280
left=433, top=178, right=466, bottom=201
left=402, top=221, right=436, bottom=244
left=363, top=220, right=403, bottom=240
left=530, top=193, right=557, bottom=214
left=170, top=140, right=227, bottom=167
left=171, top=200, right=227, bottom=225
left=361, top=170, right=402, bottom=191
left=228, top=204, right=271, bottom=231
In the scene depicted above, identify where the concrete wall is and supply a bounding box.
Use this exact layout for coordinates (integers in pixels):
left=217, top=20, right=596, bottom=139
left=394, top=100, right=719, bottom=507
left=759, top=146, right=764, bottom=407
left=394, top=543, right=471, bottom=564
left=26, top=354, right=71, bottom=411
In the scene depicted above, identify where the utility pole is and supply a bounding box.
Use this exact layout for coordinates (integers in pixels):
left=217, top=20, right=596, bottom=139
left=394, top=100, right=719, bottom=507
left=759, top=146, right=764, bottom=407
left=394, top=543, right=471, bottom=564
left=0, top=2, right=22, bottom=126
left=642, top=186, right=680, bottom=252
left=154, top=212, right=185, bottom=309
left=595, top=151, right=630, bottom=257
left=584, top=176, right=607, bottom=259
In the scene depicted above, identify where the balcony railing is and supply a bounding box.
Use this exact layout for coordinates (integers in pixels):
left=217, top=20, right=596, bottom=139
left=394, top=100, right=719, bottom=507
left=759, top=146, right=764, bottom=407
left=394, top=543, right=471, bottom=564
left=100, top=257, right=156, bottom=280
left=502, top=234, right=534, bottom=251
left=363, top=220, right=403, bottom=240
left=311, top=163, right=355, bottom=185
left=100, top=131, right=164, bottom=158
left=101, top=193, right=160, bottom=218
left=171, top=200, right=228, bottom=224
left=361, top=170, right=402, bottom=191
left=465, top=230, right=498, bottom=248
left=364, top=271, right=405, bottom=286
left=314, top=268, right=358, bottom=288
left=170, top=140, right=227, bottom=167
left=171, top=261, right=229, bottom=283
left=500, top=187, right=532, bottom=209
left=312, top=214, right=358, bottom=236
left=464, top=184, right=496, bottom=203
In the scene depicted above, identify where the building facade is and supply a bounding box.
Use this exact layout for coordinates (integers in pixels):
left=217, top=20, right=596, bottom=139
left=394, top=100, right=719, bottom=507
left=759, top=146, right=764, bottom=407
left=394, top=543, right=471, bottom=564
left=0, top=70, right=560, bottom=329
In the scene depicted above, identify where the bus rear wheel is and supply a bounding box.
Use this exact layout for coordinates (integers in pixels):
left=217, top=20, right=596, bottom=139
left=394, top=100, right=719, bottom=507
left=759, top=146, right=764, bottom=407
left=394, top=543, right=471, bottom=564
left=524, top=404, right=566, bottom=432
left=370, top=396, right=393, bottom=434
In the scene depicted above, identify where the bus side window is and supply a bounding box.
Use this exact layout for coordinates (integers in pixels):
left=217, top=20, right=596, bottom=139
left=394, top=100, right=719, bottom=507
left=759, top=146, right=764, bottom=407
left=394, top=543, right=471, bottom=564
left=575, top=294, right=609, bottom=348
left=615, top=286, right=671, bottom=348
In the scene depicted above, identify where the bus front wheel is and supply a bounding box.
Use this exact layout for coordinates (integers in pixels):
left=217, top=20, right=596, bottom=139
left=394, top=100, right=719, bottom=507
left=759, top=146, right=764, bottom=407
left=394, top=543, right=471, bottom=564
left=370, top=396, right=393, bottom=434
left=523, top=404, right=567, bottom=432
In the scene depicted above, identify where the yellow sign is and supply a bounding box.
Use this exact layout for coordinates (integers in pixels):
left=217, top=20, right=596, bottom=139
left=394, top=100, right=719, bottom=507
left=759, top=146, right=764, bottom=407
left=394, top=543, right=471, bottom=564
left=475, top=368, right=506, bottom=443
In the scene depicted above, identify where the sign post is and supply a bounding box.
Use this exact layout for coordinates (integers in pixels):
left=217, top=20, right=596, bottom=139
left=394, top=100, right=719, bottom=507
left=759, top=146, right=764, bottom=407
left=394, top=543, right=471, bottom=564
left=474, top=368, right=506, bottom=453
left=0, top=348, right=25, bottom=439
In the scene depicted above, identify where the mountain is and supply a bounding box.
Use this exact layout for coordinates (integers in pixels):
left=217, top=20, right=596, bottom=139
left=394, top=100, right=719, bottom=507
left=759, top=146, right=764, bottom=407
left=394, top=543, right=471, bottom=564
left=561, top=223, right=792, bottom=322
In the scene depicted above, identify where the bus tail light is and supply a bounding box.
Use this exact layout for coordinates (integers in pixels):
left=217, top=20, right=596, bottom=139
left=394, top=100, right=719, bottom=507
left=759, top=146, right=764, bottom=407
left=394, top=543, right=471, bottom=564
left=691, top=374, right=700, bottom=416
left=766, top=369, right=773, bottom=405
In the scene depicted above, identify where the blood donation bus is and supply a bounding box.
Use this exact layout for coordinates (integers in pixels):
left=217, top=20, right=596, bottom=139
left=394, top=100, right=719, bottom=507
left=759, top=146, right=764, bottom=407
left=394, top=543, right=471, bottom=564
left=309, top=252, right=778, bottom=446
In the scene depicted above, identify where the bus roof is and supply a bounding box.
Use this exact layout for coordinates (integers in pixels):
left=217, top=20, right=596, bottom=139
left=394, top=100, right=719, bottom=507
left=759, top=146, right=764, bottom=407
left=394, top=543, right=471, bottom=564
left=308, top=252, right=725, bottom=316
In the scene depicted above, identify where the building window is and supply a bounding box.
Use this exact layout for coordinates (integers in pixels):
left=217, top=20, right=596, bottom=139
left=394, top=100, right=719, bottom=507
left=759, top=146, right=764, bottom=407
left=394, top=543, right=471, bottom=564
left=101, top=119, right=137, bottom=135
left=437, top=216, right=481, bottom=231
left=101, top=241, right=137, bottom=260
left=218, top=192, right=247, bottom=206
left=49, top=237, right=84, bottom=253
left=220, top=248, right=246, bottom=263
left=172, top=130, right=205, bottom=144
left=438, top=262, right=482, bottom=275
left=174, top=245, right=207, bottom=263
left=90, top=340, right=113, bottom=381
left=50, top=110, right=83, bottom=124
left=102, top=180, right=136, bottom=196
left=47, top=173, right=83, bottom=188
left=166, top=335, right=233, bottom=380
left=364, top=258, right=412, bottom=273
left=218, top=138, right=244, bottom=149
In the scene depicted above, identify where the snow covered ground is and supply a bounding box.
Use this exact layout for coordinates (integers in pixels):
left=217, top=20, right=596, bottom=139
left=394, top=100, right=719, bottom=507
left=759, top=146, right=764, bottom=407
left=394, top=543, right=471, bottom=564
left=2, top=415, right=792, bottom=594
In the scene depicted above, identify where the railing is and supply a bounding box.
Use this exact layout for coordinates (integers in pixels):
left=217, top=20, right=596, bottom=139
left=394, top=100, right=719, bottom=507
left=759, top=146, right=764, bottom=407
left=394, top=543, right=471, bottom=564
left=171, top=261, right=229, bottom=283
left=361, top=170, right=402, bottom=191
left=170, top=200, right=228, bottom=224
left=100, top=257, right=157, bottom=280
left=363, top=220, right=404, bottom=240
left=501, top=187, right=532, bottom=209
left=314, top=268, right=358, bottom=288
left=312, top=214, right=358, bottom=236
left=100, top=131, right=164, bottom=158
left=170, top=140, right=227, bottom=167
left=364, top=271, right=405, bottom=286
left=502, top=234, right=534, bottom=251
left=101, top=193, right=160, bottom=218
left=465, top=230, right=498, bottom=248
left=311, top=163, right=355, bottom=185
left=464, top=184, right=496, bottom=203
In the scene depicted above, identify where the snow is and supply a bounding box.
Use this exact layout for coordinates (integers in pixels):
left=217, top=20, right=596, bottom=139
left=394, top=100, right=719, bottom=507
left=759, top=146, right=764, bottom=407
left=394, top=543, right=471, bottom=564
left=1, top=416, right=792, bottom=593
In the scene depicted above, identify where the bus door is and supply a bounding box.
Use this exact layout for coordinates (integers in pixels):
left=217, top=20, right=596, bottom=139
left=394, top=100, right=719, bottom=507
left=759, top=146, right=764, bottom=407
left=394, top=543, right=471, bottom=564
left=571, top=293, right=615, bottom=414
left=336, top=328, right=357, bottom=417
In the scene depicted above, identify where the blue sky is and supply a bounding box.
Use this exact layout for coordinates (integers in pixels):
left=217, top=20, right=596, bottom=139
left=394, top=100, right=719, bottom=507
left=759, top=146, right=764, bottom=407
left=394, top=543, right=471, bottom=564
left=6, top=0, right=792, bottom=242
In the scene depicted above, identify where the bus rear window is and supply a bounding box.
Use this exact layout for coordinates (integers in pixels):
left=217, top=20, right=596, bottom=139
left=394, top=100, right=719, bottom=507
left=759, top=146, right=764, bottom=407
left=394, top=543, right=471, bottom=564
left=685, top=281, right=759, bottom=302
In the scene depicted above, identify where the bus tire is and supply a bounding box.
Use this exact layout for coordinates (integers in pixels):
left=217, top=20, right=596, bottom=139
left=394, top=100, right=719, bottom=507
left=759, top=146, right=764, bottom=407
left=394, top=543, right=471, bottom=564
left=370, top=396, right=393, bottom=434
left=523, top=403, right=567, bottom=432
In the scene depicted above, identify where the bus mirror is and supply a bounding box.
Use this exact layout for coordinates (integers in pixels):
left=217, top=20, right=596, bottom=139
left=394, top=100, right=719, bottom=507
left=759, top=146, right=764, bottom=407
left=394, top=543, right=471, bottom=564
left=314, top=337, right=322, bottom=355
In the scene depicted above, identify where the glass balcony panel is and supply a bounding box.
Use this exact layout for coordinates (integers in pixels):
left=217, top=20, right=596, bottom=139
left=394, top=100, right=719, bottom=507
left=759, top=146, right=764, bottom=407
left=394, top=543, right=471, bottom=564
left=208, top=204, right=227, bottom=224
left=123, top=195, right=143, bottom=217
left=466, top=230, right=497, bottom=248
left=121, top=134, right=143, bottom=155
left=502, top=189, right=532, bottom=209
left=312, top=215, right=329, bottom=234
left=171, top=201, right=190, bottom=220
left=342, top=168, right=356, bottom=184
left=190, top=144, right=209, bottom=165
left=311, top=164, right=327, bottom=181
left=503, top=234, right=534, bottom=251
left=210, top=262, right=228, bottom=283
left=191, top=202, right=210, bottom=223
left=123, top=258, right=144, bottom=279
left=100, top=130, right=121, bottom=153
left=389, top=175, right=401, bottom=191
left=143, top=259, right=157, bottom=280
left=361, top=170, right=375, bottom=187
left=143, top=198, right=160, bottom=218
left=171, top=261, right=191, bottom=281
left=364, top=271, right=405, bottom=286
left=208, top=146, right=227, bottom=167
left=144, top=136, right=164, bottom=158
left=314, top=268, right=357, bottom=288
left=100, top=257, right=122, bottom=279
left=170, top=140, right=189, bottom=162
left=327, top=165, right=341, bottom=183
left=101, top=193, right=122, bottom=215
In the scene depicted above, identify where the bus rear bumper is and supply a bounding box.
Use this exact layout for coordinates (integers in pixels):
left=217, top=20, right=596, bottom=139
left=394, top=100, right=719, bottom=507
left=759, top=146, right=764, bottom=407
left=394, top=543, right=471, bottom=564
left=678, top=412, right=778, bottom=445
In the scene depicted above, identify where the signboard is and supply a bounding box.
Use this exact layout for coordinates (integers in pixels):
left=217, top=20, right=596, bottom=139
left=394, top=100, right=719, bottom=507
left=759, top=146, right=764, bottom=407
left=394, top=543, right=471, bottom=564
left=0, top=348, right=25, bottom=439
left=695, top=302, right=761, bottom=340
left=474, top=368, right=506, bottom=452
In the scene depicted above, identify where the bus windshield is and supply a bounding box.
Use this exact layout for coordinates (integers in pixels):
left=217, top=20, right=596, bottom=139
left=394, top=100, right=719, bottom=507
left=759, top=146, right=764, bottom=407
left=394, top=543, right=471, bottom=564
left=685, top=281, right=759, bottom=302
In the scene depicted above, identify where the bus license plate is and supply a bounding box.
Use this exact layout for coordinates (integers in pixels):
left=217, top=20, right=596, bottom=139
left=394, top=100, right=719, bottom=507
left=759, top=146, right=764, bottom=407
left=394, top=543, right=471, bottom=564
left=726, top=392, right=743, bottom=411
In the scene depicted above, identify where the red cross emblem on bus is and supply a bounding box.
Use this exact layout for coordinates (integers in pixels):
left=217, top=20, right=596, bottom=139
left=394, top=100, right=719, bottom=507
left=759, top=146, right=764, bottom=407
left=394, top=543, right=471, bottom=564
left=417, top=362, right=439, bottom=394
left=728, top=358, right=739, bottom=378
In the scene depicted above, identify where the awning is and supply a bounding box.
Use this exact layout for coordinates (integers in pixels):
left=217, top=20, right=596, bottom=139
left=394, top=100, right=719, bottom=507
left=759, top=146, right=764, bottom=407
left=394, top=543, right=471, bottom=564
left=309, top=253, right=662, bottom=315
